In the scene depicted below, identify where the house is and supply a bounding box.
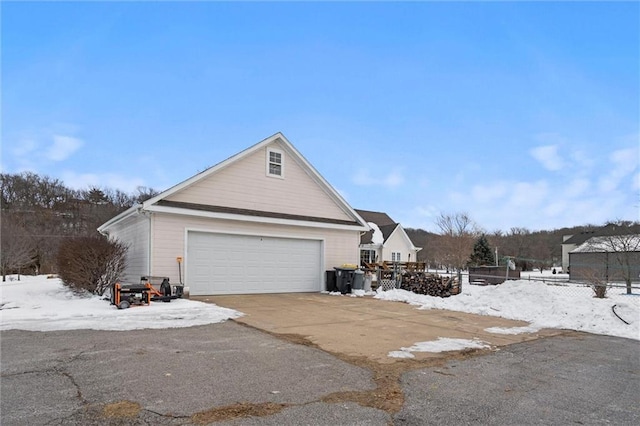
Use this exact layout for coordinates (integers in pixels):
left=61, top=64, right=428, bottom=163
left=98, top=133, right=369, bottom=295
left=562, top=223, right=640, bottom=273
left=569, top=234, right=640, bottom=284
left=355, top=209, right=421, bottom=266
left=561, top=231, right=597, bottom=273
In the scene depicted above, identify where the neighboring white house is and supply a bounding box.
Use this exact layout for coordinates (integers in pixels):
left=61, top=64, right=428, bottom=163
left=355, top=209, right=421, bottom=266
left=98, top=133, right=369, bottom=295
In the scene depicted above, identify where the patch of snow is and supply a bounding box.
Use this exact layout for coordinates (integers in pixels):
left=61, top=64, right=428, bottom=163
left=350, top=289, right=370, bottom=297
left=368, top=222, right=384, bottom=245
left=388, top=350, right=415, bottom=359
left=484, top=325, right=542, bottom=335
left=389, top=338, right=490, bottom=358
left=520, top=269, right=569, bottom=279
left=0, top=275, right=242, bottom=331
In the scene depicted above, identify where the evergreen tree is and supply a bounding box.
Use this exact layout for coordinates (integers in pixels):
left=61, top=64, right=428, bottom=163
left=469, top=234, right=495, bottom=266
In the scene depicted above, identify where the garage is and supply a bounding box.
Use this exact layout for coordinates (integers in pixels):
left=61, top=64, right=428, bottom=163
left=186, top=231, right=323, bottom=295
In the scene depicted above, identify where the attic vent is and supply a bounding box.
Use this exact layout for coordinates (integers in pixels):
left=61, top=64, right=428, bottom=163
left=267, top=148, right=284, bottom=178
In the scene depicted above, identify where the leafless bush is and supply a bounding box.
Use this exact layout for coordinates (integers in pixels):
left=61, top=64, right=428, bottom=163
left=57, top=236, right=127, bottom=295
left=581, top=269, right=608, bottom=299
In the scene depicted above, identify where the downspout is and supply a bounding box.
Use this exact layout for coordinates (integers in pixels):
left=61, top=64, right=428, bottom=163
left=147, top=210, right=153, bottom=277
left=138, top=207, right=152, bottom=277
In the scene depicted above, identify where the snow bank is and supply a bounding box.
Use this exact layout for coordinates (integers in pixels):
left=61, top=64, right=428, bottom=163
left=375, top=279, right=640, bottom=341
left=0, top=275, right=242, bottom=331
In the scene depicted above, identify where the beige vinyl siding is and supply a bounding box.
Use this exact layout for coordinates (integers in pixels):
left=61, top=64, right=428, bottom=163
left=106, top=212, right=150, bottom=283
left=149, top=212, right=359, bottom=286
left=165, top=141, right=351, bottom=222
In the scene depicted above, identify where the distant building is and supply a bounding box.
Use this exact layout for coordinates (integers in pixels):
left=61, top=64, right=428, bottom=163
left=355, top=209, right=421, bottom=266
left=562, top=223, right=640, bottom=273
left=569, top=234, right=640, bottom=284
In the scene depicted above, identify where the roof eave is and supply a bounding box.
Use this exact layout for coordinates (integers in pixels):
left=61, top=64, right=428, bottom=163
left=145, top=204, right=369, bottom=232
left=97, top=204, right=142, bottom=234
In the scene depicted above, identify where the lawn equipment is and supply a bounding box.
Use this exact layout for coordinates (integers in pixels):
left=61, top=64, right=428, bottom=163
left=110, top=276, right=184, bottom=309
left=110, top=282, right=152, bottom=309
left=140, top=276, right=184, bottom=301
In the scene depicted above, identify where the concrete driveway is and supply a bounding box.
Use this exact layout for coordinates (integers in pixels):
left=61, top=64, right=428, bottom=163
left=194, top=293, right=562, bottom=363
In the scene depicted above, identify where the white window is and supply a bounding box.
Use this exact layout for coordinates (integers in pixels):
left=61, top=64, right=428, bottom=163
left=267, top=148, right=284, bottom=178
left=392, top=252, right=401, bottom=262
left=360, top=249, right=376, bottom=266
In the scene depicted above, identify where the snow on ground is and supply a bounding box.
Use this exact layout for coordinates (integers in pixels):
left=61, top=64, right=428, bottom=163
left=0, top=275, right=242, bottom=332
left=389, top=338, right=490, bottom=359
left=379, top=279, right=640, bottom=357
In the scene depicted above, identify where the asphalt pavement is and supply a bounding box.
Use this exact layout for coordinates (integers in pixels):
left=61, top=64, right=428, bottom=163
left=1, top=319, right=638, bottom=425
left=395, top=332, right=640, bottom=425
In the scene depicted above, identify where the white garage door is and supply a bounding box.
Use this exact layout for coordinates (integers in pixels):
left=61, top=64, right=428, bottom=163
left=186, top=232, right=322, bottom=295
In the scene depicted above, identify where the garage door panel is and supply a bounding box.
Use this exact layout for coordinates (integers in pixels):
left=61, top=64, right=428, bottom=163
left=187, top=232, right=321, bottom=295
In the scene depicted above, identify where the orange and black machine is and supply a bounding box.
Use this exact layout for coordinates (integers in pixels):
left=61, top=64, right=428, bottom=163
left=111, top=276, right=183, bottom=309
left=111, top=282, right=152, bottom=309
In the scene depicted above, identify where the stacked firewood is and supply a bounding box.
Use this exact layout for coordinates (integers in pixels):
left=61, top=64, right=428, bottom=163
left=400, top=272, right=460, bottom=297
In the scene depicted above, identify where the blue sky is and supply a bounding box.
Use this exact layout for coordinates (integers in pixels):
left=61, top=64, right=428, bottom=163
left=2, top=1, right=639, bottom=233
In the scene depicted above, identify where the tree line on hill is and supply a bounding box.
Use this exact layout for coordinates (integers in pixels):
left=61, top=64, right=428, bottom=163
left=406, top=213, right=640, bottom=272
left=1, top=172, right=157, bottom=278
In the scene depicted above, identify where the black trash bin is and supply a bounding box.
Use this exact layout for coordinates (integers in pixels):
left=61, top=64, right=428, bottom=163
left=334, top=266, right=356, bottom=294
left=326, top=270, right=338, bottom=292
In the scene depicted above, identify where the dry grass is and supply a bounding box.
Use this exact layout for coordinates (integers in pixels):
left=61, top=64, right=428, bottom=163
left=191, top=402, right=287, bottom=424
left=102, top=400, right=141, bottom=418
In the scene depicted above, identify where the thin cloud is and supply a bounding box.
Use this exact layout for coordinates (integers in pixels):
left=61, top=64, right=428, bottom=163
left=471, top=182, right=508, bottom=204
left=352, top=168, right=405, bottom=189
left=598, top=147, right=639, bottom=192
left=564, top=178, right=590, bottom=198
left=47, top=135, right=83, bottom=161
left=12, top=138, right=38, bottom=157
left=529, top=145, right=564, bottom=171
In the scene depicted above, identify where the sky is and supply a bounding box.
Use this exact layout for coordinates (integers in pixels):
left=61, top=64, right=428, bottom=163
left=2, top=274, right=638, bottom=344
left=2, top=1, right=639, bottom=233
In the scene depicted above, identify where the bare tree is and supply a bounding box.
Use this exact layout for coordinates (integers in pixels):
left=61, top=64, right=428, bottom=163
left=1, top=216, right=36, bottom=281
left=593, top=230, right=640, bottom=295
left=134, top=186, right=159, bottom=203
left=436, top=212, right=480, bottom=236
left=435, top=212, right=481, bottom=271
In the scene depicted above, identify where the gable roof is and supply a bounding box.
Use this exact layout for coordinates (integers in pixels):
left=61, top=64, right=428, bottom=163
left=563, top=223, right=640, bottom=245
left=571, top=234, right=640, bottom=253
left=356, top=209, right=397, bottom=245
left=355, top=209, right=396, bottom=227
left=360, top=223, right=398, bottom=245
left=99, top=133, right=369, bottom=233
left=563, top=231, right=595, bottom=246
left=355, top=209, right=420, bottom=251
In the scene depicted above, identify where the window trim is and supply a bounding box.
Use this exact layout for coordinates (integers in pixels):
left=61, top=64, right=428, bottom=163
left=391, top=252, right=401, bottom=262
left=266, top=148, right=284, bottom=179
